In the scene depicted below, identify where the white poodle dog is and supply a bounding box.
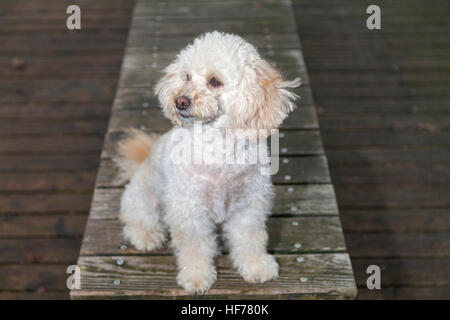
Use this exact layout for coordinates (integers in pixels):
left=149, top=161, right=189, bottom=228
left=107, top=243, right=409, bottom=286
left=115, top=31, right=301, bottom=294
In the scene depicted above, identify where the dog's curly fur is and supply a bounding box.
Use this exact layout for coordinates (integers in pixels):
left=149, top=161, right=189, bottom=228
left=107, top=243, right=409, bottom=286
left=115, top=31, right=301, bottom=294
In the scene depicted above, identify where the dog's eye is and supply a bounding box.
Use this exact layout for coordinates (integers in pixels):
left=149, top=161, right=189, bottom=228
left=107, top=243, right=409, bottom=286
left=209, top=77, right=223, bottom=88
left=186, top=74, right=190, bottom=81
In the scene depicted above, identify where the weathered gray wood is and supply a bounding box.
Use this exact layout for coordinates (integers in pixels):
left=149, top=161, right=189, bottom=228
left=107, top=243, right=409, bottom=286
left=80, top=217, right=346, bottom=256
left=102, top=130, right=324, bottom=158
left=71, top=254, right=356, bottom=299
left=133, top=3, right=292, bottom=18
left=128, top=33, right=302, bottom=50
left=122, top=48, right=306, bottom=70
left=130, top=18, right=298, bottom=34
left=71, top=0, right=356, bottom=300
left=89, top=184, right=337, bottom=220
left=95, top=155, right=330, bottom=188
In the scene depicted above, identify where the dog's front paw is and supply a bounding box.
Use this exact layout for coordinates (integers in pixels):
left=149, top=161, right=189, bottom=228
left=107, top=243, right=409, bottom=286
left=237, top=254, right=279, bottom=283
left=177, top=265, right=217, bottom=294
left=123, top=224, right=165, bottom=252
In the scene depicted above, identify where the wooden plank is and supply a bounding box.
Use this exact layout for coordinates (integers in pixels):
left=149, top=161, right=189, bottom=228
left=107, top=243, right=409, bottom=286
left=0, top=215, right=86, bottom=237
left=341, top=209, right=450, bottom=233
left=0, top=136, right=103, bottom=154
left=0, top=120, right=108, bottom=135
left=345, top=233, right=450, bottom=258
left=128, top=33, right=302, bottom=50
left=334, top=184, right=450, bottom=209
left=0, top=264, right=70, bottom=291
left=0, top=292, right=69, bottom=300
left=0, top=194, right=91, bottom=214
left=0, top=102, right=112, bottom=119
left=123, top=49, right=305, bottom=69
left=71, top=0, right=355, bottom=299
left=0, top=172, right=96, bottom=192
left=352, top=259, right=450, bottom=287
left=102, top=130, right=324, bottom=158
left=79, top=217, right=346, bottom=256
left=89, top=184, right=338, bottom=220
left=95, top=155, right=330, bottom=188
left=71, top=254, right=356, bottom=299
left=0, top=155, right=100, bottom=171
left=133, top=3, right=292, bottom=19
left=395, top=288, right=450, bottom=300
left=130, top=18, right=298, bottom=34
left=0, top=239, right=81, bottom=263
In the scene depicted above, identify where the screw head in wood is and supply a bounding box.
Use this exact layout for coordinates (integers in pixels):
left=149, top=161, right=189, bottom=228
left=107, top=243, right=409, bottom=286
left=120, top=245, right=127, bottom=250
left=283, top=158, right=289, bottom=164
left=113, top=279, right=121, bottom=285
left=116, top=259, right=124, bottom=266
left=292, top=221, right=299, bottom=226
left=288, top=187, right=294, bottom=192
left=279, top=132, right=285, bottom=138
left=142, top=102, right=149, bottom=108
left=284, top=175, right=291, bottom=181
left=291, top=206, right=297, bottom=212
left=300, top=277, right=308, bottom=282
left=297, top=257, right=304, bottom=263
left=281, top=148, right=288, bottom=153
left=294, top=243, right=302, bottom=248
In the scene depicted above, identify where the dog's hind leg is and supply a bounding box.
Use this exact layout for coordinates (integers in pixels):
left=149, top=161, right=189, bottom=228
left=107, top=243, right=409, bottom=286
left=120, top=164, right=166, bottom=252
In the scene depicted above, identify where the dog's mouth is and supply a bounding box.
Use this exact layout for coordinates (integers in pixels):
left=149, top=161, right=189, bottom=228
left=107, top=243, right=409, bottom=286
left=178, top=109, right=194, bottom=122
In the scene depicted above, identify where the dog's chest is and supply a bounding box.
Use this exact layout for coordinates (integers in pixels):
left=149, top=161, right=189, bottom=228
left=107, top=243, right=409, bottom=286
left=188, top=164, right=251, bottom=223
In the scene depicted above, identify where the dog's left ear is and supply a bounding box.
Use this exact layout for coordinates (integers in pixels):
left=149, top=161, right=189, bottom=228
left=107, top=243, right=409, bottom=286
left=230, top=58, right=301, bottom=133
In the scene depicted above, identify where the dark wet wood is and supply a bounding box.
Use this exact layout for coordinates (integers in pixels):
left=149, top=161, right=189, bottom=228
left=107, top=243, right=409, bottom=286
left=293, top=0, right=450, bottom=300
left=0, top=0, right=134, bottom=299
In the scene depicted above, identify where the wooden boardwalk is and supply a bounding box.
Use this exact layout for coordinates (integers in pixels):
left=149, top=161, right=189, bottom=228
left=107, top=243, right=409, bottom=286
left=0, top=0, right=448, bottom=300
left=70, top=0, right=356, bottom=299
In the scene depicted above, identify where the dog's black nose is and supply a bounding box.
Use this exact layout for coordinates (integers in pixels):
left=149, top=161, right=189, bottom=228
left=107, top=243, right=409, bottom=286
left=175, top=96, right=191, bottom=110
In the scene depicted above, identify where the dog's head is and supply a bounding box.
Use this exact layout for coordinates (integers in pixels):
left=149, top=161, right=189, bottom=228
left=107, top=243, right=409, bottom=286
left=154, top=31, right=301, bottom=133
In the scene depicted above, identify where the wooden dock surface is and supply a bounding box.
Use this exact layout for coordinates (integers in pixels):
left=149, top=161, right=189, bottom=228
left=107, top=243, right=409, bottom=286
left=70, top=0, right=356, bottom=299
left=1, top=0, right=448, bottom=300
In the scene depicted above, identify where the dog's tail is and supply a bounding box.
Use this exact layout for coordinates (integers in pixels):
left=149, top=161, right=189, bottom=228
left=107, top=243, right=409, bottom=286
left=114, top=129, right=159, bottom=181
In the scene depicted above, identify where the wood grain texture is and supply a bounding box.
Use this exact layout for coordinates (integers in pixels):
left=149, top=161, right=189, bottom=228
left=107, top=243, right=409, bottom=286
left=94, top=156, right=331, bottom=187
left=88, top=184, right=338, bottom=220
left=0, top=0, right=134, bottom=299
left=72, top=0, right=355, bottom=299
left=72, top=254, right=356, bottom=299
left=291, top=0, right=450, bottom=299
left=79, top=217, right=346, bottom=256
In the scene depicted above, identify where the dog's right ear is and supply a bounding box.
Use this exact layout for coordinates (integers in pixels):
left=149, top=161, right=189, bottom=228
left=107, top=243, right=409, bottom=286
left=154, top=62, right=180, bottom=103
